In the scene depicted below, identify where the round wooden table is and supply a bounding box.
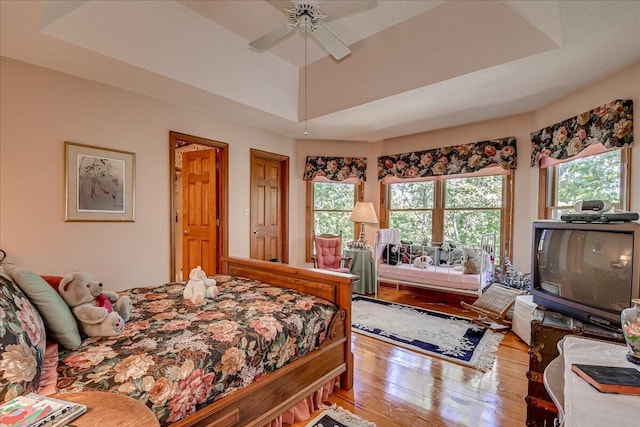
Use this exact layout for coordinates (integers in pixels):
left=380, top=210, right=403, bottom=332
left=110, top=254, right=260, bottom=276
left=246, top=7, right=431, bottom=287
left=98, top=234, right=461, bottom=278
left=50, top=391, right=159, bottom=427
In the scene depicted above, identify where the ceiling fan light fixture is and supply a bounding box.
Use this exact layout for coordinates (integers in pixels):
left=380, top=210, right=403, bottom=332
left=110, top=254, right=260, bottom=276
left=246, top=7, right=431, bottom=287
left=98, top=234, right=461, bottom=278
left=288, top=1, right=325, bottom=31
left=248, top=0, right=351, bottom=61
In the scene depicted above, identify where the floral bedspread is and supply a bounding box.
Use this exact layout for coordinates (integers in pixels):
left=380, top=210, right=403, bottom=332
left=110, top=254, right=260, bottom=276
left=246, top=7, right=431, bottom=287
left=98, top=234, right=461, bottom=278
left=56, top=274, right=337, bottom=425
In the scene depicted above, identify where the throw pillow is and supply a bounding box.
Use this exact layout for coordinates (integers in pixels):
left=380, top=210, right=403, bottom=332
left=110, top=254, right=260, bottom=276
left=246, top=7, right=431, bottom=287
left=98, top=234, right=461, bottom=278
left=450, top=248, right=464, bottom=266
left=37, top=342, right=59, bottom=396
left=3, top=265, right=81, bottom=349
left=482, top=250, right=494, bottom=273
left=0, top=267, right=46, bottom=402
left=382, top=244, right=400, bottom=265
left=462, top=248, right=481, bottom=274
left=40, top=275, right=63, bottom=292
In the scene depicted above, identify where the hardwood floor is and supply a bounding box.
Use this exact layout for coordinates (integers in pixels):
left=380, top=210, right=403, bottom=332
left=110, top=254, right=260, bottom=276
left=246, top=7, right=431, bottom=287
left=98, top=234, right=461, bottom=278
left=294, top=286, right=530, bottom=427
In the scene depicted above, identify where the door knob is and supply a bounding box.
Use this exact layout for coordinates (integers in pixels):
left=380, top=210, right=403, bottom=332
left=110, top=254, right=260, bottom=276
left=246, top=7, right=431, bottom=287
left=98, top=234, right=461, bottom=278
left=183, top=230, right=190, bottom=236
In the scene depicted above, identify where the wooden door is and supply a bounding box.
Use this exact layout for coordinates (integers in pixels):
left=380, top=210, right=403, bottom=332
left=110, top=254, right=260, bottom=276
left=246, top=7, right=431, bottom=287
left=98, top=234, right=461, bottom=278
left=250, top=150, right=289, bottom=262
left=182, top=149, right=217, bottom=274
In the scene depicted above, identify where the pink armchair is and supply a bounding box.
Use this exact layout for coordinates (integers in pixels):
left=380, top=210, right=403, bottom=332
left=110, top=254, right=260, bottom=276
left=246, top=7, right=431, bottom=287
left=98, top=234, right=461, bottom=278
left=312, top=234, right=352, bottom=273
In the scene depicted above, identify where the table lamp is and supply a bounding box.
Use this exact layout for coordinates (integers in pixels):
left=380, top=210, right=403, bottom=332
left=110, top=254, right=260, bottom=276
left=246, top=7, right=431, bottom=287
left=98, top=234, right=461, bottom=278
left=350, top=201, right=378, bottom=244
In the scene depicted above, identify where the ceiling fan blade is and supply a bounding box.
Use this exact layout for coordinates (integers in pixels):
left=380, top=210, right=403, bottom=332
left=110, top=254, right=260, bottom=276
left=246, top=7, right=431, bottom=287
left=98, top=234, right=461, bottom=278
left=249, top=25, right=296, bottom=50
left=268, top=0, right=295, bottom=13
left=317, top=0, right=376, bottom=21
left=311, top=25, right=351, bottom=60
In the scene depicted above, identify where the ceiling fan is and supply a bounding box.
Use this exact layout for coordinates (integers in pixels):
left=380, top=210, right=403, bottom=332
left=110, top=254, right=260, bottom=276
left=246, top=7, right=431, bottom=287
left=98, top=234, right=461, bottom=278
left=249, top=0, right=362, bottom=61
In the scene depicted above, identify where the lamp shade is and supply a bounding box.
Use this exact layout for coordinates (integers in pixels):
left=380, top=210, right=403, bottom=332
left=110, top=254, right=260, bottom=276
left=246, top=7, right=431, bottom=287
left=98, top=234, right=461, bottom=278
left=350, top=202, right=379, bottom=224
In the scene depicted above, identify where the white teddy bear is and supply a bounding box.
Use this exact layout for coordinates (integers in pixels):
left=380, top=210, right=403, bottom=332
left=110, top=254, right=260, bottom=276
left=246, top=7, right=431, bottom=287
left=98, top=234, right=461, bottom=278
left=413, top=254, right=433, bottom=268
left=183, top=266, right=218, bottom=305
left=59, top=271, right=132, bottom=337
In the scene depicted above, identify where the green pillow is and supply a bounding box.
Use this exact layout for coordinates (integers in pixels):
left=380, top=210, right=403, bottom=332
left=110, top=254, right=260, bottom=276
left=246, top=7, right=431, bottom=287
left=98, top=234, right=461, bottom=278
left=4, top=265, right=81, bottom=349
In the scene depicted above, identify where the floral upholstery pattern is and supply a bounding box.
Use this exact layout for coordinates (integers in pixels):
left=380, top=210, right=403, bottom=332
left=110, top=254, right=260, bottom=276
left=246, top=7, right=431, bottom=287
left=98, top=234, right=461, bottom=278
left=314, top=235, right=350, bottom=273
left=303, top=156, right=367, bottom=182
left=530, top=99, right=633, bottom=167
left=0, top=268, right=47, bottom=402
left=56, top=275, right=337, bottom=426
left=378, top=136, right=517, bottom=181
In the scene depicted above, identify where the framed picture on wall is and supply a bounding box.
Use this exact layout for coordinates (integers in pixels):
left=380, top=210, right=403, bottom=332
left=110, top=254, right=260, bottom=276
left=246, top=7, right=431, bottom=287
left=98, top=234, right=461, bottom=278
left=65, top=142, right=136, bottom=222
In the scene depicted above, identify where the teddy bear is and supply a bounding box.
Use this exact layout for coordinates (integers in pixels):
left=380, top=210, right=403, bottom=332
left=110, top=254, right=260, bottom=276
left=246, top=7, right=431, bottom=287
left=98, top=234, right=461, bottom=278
left=439, top=241, right=456, bottom=266
left=59, top=271, right=132, bottom=337
left=183, top=266, right=218, bottom=305
left=412, top=250, right=433, bottom=269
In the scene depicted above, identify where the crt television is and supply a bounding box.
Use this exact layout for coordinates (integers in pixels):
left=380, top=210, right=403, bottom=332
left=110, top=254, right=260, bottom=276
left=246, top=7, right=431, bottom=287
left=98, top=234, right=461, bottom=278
left=531, top=220, right=640, bottom=330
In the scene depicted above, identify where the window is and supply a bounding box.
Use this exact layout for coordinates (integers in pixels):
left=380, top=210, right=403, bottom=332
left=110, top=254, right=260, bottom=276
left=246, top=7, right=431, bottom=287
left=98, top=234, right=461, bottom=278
left=444, top=176, right=503, bottom=249
left=306, top=181, right=363, bottom=261
left=540, top=147, right=631, bottom=219
left=313, top=182, right=357, bottom=237
left=386, top=173, right=511, bottom=256
left=388, top=181, right=434, bottom=244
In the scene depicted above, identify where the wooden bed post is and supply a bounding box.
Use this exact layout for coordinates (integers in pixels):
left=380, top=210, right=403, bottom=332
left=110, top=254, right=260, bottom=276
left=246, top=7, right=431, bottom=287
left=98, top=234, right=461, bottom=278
left=334, top=268, right=354, bottom=390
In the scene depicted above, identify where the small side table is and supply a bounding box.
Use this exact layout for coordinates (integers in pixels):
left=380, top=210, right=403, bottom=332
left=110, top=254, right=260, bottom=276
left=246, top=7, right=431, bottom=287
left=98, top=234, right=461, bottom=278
left=50, top=391, right=159, bottom=427
left=344, top=249, right=374, bottom=294
left=544, top=335, right=640, bottom=427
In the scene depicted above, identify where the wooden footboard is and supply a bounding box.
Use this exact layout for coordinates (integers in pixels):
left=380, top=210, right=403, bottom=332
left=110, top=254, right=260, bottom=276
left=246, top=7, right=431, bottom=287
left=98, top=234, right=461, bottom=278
left=172, top=257, right=355, bottom=427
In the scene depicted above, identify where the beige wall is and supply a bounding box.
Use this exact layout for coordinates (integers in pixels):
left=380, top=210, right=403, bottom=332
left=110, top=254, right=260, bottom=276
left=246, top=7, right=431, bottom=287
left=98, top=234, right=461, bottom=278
left=296, top=61, right=640, bottom=274
left=0, top=58, right=297, bottom=291
left=2, top=57, right=639, bottom=289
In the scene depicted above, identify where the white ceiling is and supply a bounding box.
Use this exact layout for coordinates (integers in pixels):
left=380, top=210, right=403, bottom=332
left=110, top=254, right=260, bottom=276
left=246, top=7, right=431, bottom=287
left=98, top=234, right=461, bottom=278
left=1, top=0, right=639, bottom=142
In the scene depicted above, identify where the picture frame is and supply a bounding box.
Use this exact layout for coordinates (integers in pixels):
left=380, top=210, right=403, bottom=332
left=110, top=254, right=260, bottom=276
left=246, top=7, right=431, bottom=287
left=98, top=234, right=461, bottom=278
left=65, top=142, right=135, bottom=222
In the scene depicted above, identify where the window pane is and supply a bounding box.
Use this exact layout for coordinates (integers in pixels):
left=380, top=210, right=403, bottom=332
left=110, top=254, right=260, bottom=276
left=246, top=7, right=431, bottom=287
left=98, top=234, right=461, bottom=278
left=312, top=182, right=356, bottom=243
left=313, top=182, right=355, bottom=210
left=446, top=176, right=502, bottom=208
left=390, top=182, right=434, bottom=209
left=314, top=212, right=354, bottom=241
left=389, top=210, right=433, bottom=244
left=556, top=150, right=621, bottom=207
left=444, top=210, right=501, bottom=248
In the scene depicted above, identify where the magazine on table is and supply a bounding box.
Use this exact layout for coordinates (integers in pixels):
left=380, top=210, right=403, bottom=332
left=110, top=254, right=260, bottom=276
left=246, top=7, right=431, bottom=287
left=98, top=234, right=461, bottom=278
left=0, top=393, right=87, bottom=427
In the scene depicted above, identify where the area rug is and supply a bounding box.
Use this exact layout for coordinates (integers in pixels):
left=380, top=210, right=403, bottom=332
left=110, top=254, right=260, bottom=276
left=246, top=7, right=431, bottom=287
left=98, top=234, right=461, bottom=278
left=351, top=295, right=504, bottom=372
left=305, top=404, right=376, bottom=427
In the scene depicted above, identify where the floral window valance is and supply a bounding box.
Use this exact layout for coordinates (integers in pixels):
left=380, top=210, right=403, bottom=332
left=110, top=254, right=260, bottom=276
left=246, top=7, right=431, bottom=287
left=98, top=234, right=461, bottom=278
left=378, top=136, right=517, bottom=181
left=530, top=99, right=633, bottom=167
left=303, top=156, right=367, bottom=183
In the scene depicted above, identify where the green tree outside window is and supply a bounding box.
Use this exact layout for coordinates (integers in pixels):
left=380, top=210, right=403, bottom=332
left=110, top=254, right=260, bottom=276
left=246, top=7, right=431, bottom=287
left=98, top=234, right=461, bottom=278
left=388, top=175, right=503, bottom=248
left=313, top=182, right=356, bottom=241
left=552, top=150, right=621, bottom=219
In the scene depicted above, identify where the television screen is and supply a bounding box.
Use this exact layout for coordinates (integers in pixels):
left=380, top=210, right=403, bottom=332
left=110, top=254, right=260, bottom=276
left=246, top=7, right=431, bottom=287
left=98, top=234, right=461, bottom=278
left=536, top=228, right=633, bottom=315
left=532, top=221, right=640, bottom=330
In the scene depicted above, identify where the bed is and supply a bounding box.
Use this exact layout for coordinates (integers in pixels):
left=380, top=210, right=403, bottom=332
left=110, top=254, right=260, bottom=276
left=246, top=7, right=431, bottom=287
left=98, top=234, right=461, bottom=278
left=0, top=257, right=355, bottom=427
left=374, top=229, right=496, bottom=297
